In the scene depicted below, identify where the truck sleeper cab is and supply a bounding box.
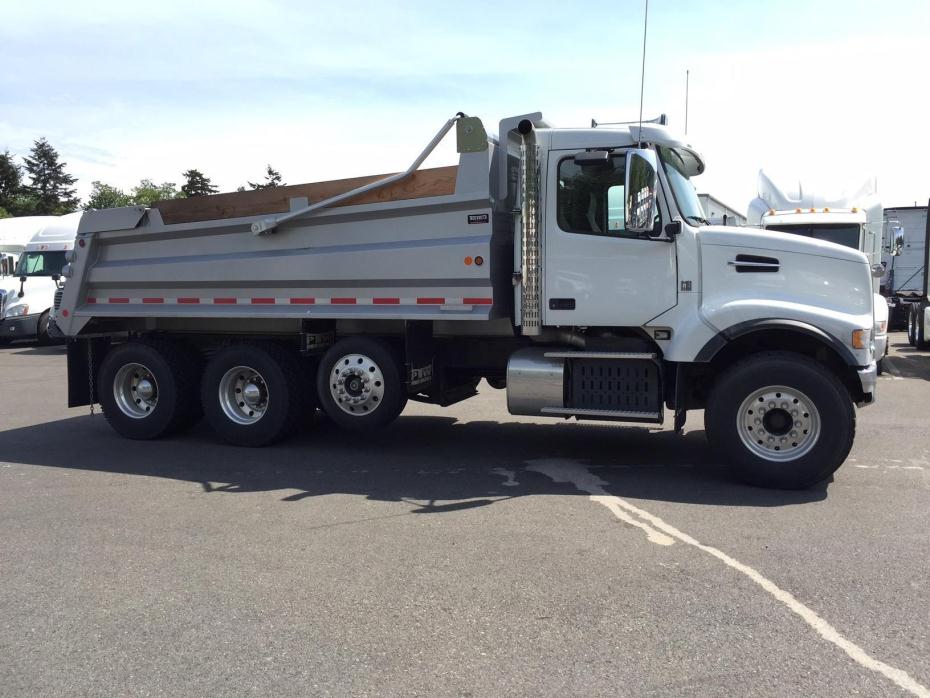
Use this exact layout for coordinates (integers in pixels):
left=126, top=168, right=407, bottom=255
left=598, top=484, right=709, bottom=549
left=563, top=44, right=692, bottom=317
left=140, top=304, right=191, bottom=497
left=56, top=112, right=876, bottom=489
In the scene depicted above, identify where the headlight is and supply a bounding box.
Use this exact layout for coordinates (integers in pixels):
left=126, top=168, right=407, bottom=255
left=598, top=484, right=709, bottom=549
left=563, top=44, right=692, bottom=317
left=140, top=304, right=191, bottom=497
left=4, top=303, right=29, bottom=318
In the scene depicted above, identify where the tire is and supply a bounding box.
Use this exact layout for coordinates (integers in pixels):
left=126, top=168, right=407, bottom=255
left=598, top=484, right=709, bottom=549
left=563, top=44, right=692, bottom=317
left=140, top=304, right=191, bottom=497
left=907, top=306, right=916, bottom=346
left=916, top=304, right=930, bottom=350
left=98, top=339, right=203, bottom=440
left=705, top=351, right=855, bottom=489
left=201, top=343, right=305, bottom=447
left=317, top=336, right=407, bottom=432
left=36, top=311, right=50, bottom=345
left=876, top=359, right=883, bottom=376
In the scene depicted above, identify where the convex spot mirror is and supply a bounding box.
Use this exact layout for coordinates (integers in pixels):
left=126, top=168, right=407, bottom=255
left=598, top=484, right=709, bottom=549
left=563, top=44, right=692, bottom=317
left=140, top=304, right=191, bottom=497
left=625, top=149, right=659, bottom=234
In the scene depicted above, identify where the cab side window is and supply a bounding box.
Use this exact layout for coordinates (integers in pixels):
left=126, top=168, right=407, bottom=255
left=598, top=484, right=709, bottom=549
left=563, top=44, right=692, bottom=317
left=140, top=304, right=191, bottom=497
left=556, top=155, right=657, bottom=237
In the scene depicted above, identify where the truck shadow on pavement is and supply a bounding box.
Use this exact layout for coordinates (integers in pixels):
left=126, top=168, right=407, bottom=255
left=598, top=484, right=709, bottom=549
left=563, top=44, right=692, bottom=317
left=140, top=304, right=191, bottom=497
left=0, top=413, right=830, bottom=510
left=887, top=343, right=930, bottom=381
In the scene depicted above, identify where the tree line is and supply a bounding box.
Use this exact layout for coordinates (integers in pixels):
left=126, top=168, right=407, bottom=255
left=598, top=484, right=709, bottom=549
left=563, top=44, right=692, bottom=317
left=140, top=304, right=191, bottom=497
left=0, top=138, right=285, bottom=219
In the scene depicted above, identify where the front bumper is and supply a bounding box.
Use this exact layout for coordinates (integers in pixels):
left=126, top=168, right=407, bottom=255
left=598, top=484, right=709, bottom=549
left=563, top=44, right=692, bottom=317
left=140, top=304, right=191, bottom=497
left=856, top=361, right=877, bottom=407
left=1, top=313, right=41, bottom=340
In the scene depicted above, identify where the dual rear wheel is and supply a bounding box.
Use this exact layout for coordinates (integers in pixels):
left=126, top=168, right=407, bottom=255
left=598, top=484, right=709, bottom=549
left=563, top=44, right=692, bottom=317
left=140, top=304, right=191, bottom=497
left=99, top=336, right=408, bottom=446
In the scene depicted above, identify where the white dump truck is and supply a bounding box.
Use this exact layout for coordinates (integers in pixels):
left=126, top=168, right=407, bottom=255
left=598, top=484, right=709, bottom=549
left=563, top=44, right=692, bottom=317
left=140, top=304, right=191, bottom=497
left=0, top=214, right=77, bottom=345
left=747, top=171, right=889, bottom=371
left=54, top=112, right=877, bottom=489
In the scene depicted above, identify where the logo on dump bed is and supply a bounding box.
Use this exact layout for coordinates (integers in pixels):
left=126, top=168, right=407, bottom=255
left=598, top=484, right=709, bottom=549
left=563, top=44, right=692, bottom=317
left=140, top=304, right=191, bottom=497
left=468, top=214, right=489, bottom=224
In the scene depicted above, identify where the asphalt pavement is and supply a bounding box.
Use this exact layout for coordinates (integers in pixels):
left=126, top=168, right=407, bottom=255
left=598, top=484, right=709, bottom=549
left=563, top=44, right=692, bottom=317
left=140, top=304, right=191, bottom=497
left=1, top=334, right=928, bottom=697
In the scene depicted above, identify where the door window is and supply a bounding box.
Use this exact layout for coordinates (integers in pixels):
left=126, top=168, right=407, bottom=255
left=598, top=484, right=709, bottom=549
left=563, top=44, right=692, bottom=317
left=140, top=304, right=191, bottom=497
left=557, top=155, right=657, bottom=237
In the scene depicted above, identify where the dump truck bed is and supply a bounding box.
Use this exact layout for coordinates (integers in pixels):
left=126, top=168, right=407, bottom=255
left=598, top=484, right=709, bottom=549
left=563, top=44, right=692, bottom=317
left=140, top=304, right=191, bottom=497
left=59, top=123, right=512, bottom=337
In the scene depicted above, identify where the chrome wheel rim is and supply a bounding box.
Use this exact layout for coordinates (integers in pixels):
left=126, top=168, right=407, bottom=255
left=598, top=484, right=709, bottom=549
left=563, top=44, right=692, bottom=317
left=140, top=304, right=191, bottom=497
left=737, top=385, right=820, bottom=462
left=113, top=362, right=159, bottom=419
left=330, top=353, right=385, bottom=416
left=218, top=365, right=269, bottom=425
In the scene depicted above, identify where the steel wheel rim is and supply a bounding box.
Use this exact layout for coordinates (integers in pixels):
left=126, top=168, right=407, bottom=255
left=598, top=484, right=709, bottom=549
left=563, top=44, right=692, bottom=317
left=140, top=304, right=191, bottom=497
left=113, top=362, right=159, bottom=419
left=218, top=365, right=269, bottom=425
left=330, top=353, right=385, bottom=416
left=737, top=385, right=821, bottom=462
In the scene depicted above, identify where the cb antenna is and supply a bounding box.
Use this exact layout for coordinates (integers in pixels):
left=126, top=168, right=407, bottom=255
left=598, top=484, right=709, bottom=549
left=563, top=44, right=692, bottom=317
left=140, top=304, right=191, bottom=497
left=637, top=0, right=650, bottom=146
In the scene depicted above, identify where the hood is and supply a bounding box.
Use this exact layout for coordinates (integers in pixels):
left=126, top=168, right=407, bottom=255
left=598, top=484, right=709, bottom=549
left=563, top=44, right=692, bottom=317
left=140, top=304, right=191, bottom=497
left=697, top=225, right=868, bottom=265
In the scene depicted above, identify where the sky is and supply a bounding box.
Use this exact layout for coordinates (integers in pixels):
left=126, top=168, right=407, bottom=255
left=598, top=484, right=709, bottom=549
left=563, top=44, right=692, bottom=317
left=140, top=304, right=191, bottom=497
left=1, top=0, right=928, bottom=214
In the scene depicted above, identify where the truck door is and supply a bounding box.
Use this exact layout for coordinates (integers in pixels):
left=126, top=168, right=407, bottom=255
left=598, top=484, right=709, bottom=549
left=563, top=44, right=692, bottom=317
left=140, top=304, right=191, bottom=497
left=543, top=149, right=678, bottom=327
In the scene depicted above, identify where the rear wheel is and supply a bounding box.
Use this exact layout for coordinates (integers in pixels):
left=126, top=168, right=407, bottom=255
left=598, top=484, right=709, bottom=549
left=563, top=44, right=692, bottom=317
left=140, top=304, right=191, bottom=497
left=201, top=343, right=304, bottom=447
left=907, top=306, right=916, bottom=346
left=317, top=337, right=407, bottom=431
left=705, top=351, right=855, bottom=489
left=98, top=339, right=202, bottom=440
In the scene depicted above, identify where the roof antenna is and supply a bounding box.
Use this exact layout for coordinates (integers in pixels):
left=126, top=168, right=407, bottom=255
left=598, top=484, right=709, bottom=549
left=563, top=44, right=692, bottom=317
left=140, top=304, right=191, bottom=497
left=637, top=0, right=650, bottom=146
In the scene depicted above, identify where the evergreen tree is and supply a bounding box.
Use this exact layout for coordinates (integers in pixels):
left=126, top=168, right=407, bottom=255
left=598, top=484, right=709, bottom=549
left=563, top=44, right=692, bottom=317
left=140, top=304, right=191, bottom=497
left=84, top=181, right=132, bottom=210
left=23, top=138, right=80, bottom=214
left=0, top=150, right=23, bottom=213
left=181, top=169, right=218, bottom=197
left=248, top=165, right=284, bottom=190
left=131, top=179, right=183, bottom=206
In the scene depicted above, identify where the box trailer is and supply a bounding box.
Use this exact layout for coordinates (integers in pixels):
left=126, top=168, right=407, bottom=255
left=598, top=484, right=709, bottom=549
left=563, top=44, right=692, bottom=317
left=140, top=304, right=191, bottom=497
left=902, top=201, right=930, bottom=348
left=54, top=112, right=877, bottom=489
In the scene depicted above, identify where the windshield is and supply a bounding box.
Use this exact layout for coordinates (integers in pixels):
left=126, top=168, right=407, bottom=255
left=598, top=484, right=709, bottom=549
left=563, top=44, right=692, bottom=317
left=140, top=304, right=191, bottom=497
left=658, top=146, right=707, bottom=226
left=14, top=250, right=67, bottom=277
left=765, top=224, right=861, bottom=250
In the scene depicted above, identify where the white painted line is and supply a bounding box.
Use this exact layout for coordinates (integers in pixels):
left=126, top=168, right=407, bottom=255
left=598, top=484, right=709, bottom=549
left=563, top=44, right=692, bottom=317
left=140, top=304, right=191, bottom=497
left=527, top=458, right=930, bottom=698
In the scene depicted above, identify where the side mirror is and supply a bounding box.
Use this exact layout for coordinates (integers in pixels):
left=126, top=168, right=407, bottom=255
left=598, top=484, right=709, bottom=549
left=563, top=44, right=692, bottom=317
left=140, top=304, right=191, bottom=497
left=891, top=227, right=904, bottom=256
left=625, top=149, right=659, bottom=234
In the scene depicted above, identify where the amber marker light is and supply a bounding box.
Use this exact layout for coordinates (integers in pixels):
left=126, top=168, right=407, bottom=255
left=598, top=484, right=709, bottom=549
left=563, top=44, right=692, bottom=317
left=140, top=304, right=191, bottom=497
left=464, top=256, right=473, bottom=265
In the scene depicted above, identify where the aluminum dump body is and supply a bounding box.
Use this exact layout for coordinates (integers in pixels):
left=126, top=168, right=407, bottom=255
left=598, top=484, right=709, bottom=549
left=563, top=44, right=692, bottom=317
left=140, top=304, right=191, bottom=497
left=58, top=118, right=512, bottom=337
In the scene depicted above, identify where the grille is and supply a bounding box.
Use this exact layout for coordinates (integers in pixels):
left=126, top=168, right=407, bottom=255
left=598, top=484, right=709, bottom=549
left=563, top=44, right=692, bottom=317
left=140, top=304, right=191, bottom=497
left=569, top=360, right=660, bottom=412
left=53, top=289, right=63, bottom=310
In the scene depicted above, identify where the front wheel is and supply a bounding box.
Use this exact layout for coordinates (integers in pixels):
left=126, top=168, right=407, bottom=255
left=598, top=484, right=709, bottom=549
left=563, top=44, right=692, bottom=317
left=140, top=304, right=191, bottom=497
left=317, top=337, right=407, bottom=431
left=916, top=304, right=930, bottom=350
left=907, top=307, right=916, bottom=346
left=705, top=352, right=855, bottom=489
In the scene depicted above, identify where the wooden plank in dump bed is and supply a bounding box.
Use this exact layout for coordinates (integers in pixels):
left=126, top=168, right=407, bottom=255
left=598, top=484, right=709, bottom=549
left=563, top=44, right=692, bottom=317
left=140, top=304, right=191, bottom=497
left=154, top=165, right=459, bottom=225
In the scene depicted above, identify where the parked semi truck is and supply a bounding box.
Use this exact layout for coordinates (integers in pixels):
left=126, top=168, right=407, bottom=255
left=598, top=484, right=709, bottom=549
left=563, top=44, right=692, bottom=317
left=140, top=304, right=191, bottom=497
left=747, top=171, right=889, bottom=371
left=54, top=112, right=877, bottom=489
left=884, top=205, right=927, bottom=329
left=0, top=214, right=76, bottom=345
left=904, top=200, right=930, bottom=348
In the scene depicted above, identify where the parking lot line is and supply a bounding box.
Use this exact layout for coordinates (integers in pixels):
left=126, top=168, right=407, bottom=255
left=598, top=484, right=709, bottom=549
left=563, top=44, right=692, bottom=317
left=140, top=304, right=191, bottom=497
left=528, top=458, right=930, bottom=698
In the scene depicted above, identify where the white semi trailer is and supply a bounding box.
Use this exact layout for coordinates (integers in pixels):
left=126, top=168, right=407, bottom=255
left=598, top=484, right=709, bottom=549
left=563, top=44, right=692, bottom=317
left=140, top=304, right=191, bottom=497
left=54, top=112, right=877, bottom=489
left=747, top=171, right=889, bottom=371
left=903, top=201, right=930, bottom=348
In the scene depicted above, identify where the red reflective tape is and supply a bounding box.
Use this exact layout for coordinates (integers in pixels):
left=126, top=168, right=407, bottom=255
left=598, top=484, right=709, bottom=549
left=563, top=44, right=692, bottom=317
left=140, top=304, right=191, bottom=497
left=213, top=297, right=237, bottom=304
left=463, top=297, right=493, bottom=305
left=373, top=297, right=400, bottom=305
left=177, top=297, right=200, bottom=304
left=86, top=297, right=97, bottom=304
left=416, top=297, right=445, bottom=305
left=109, top=297, right=129, bottom=304
left=330, top=298, right=356, bottom=304
left=289, top=297, right=315, bottom=304
left=61, top=309, right=69, bottom=317
left=250, top=297, right=275, bottom=304
left=142, top=297, right=164, bottom=304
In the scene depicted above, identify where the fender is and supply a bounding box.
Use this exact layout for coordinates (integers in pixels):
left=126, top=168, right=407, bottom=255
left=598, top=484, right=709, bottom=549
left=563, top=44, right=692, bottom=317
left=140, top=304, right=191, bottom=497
left=694, top=318, right=860, bottom=367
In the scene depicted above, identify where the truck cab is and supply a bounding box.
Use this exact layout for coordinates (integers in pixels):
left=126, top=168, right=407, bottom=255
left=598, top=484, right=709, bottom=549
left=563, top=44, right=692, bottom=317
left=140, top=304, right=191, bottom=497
left=747, top=174, right=888, bottom=371
left=1, top=213, right=79, bottom=345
